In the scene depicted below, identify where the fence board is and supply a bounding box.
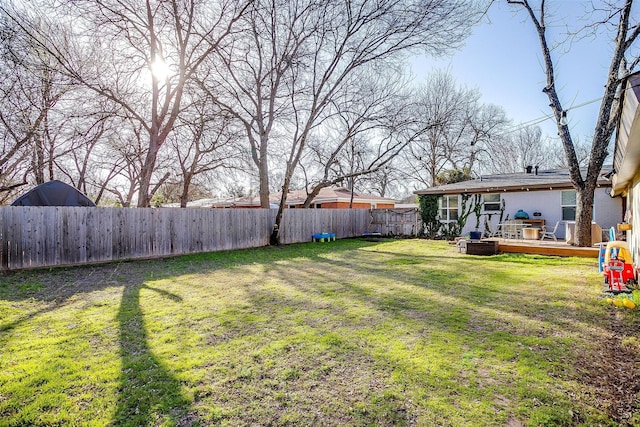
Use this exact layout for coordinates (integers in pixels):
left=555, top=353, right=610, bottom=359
left=277, top=209, right=370, bottom=245
left=0, top=206, right=377, bottom=271
left=369, top=208, right=420, bottom=236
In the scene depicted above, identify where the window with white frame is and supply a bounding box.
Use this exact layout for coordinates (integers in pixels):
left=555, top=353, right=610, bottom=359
left=483, top=193, right=501, bottom=212
left=561, top=190, right=576, bottom=221
left=439, top=195, right=459, bottom=222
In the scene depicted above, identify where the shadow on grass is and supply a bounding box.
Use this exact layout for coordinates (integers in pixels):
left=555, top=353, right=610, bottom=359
left=0, top=238, right=627, bottom=423
left=114, top=283, right=196, bottom=426
left=0, top=239, right=603, bottom=339
left=0, top=263, right=198, bottom=425
left=303, top=245, right=603, bottom=333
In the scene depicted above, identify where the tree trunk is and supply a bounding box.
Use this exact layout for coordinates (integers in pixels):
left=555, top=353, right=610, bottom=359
left=33, top=132, right=45, bottom=185
left=137, top=166, right=153, bottom=207
left=302, top=187, right=322, bottom=209
left=270, top=168, right=295, bottom=245
left=270, top=204, right=284, bottom=246
left=270, top=187, right=288, bottom=245
left=137, top=133, right=160, bottom=207
left=574, top=185, right=594, bottom=246
left=349, top=180, right=355, bottom=209
left=180, top=173, right=192, bottom=208
left=508, top=0, right=637, bottom=246
left=258, top=138, right=270, bottom=208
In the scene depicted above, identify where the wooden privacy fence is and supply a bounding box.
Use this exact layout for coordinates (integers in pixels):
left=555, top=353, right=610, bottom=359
left=368, top=208, right=420, bottom=236
left=0, top=206, right=371, bottom=271
left=277, top=208, right=370, bottom=245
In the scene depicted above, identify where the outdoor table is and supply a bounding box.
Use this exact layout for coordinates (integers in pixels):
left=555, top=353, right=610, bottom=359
left=312, top=232, right=336, bottom=242
left=522, top=219, right=545, bottom=228
left=499, top=221, right=530, bottom=239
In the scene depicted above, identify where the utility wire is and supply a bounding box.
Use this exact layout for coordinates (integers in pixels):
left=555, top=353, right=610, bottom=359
left=500, top=81, right=640, bottom=136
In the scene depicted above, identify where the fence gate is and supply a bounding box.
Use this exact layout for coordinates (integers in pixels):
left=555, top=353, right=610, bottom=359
left=368, top=208, right=420, bottom=236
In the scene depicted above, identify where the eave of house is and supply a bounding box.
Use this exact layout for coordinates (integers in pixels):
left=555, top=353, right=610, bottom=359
left=414, top=183, right=577, bottom=196
left=413, top=168, right=612, bottom=196
left=612, top=72, right=640, bottom=197
left=414, top=182, right=614, bottom=196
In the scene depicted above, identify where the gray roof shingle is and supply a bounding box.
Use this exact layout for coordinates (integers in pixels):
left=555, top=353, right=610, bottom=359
left=414, top=167, right=613, bottom=195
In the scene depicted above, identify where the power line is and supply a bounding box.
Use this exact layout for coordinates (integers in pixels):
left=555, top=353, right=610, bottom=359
left=500, top=81, right=640, bottom=137
left=500, top=98, right=599, bottom=136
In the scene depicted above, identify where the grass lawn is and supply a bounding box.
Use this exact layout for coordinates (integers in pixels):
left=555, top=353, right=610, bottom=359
left=1, top=239, right=639, bottom=426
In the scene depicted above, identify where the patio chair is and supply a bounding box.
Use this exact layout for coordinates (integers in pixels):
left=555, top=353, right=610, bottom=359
left=504, top=220, right=523, bottom=239
left=500, top=221, right=514, bottom=239
left=487, top=221, right=502, bottom=238
left=540, top=221, right=560, bottom=241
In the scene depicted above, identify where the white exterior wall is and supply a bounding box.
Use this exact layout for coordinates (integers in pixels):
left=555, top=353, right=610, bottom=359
left=628, top=180, right=640, bottom=269
left=594, top=187, right=624, bottom=236
left=458, top=189, right=622, bottom=240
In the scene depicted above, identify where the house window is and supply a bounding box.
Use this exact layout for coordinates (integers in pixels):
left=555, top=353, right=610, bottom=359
left=483, top=193, right=501, bottom=212
left=315, top=203, right=322, bottom=209
left=439, top=195, right=459, bottom=222
left=561, top=190, right=576, bottom=221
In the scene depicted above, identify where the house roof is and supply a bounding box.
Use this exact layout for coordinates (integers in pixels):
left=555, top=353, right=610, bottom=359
left=413, top=167, right=613, bottom=196
left=273, top=187, right=397, bottom=206
left=167, top=187, right=396, bottom=208
left=163, top=198, right=271, bottom=208
left=611, top=72, right=640, bottom=196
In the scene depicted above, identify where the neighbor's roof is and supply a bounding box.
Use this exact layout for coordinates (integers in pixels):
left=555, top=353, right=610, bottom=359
left=274, top=187, right=397, bottom=205
left=163, top=197, right=271, bottom=208
left=167, top=187, right=396, bottom=208
left=413, top=167, right=613, bottom=196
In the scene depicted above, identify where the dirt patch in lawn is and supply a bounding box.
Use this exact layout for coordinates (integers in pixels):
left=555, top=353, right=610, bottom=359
left=574, top=309, right=640, bottom=425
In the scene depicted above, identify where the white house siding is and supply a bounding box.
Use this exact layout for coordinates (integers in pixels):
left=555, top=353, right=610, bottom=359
left=628, top=179, right=640, bottom=269
left=459, top=189, right=622, bottom=240
left=594, top=188, right=623, bottom=236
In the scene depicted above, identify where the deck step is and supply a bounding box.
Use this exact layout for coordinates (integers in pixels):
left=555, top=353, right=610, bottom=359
left=496, top=241, right=598, bottom=258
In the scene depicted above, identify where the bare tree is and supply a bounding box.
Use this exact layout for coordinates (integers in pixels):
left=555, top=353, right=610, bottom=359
left=402, top=70, right=507, bottom=187
left=412, top=72, right=473, bottom=187
left=105, top=122, right=147, bottom=208
left=2, top=0, right=251, bottom=207
left=464, top=103, right=508, bottom=172
left=0, top=10, right=64, bottom=198
left=358, top=162, right=407, bottom=198
left=199, top=0, right=321, bottom=210
left=54, top=101, right=121, bottom=197
left=169, top=97, right=242, bottom=207
left=298, top=71, right=425, bottom=207
left=550, top=135, right=591, bottom=169
left=205, top=0, right=481, bottom=243
left=29, top=66, right=70, bottom=185
left=483, top=125, right=555, bottom=173
left=507, top=0, right=640, bottom=246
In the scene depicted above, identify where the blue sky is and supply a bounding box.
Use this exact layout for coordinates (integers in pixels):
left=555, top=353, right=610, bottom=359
left=409, top=0, right=618, bottom=143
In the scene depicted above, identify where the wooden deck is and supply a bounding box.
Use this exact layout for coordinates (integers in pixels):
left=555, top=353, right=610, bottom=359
left=487, top=238, right=600, bottom=258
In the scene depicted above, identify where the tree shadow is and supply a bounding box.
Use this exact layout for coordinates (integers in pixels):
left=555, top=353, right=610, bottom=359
left=114, top=283, right=196, bottom=426
left=1, top=239, right=628, bottom=423
left=0, top=263, right=130, bottom=333
left=0, top=261, right=199, bottom=425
